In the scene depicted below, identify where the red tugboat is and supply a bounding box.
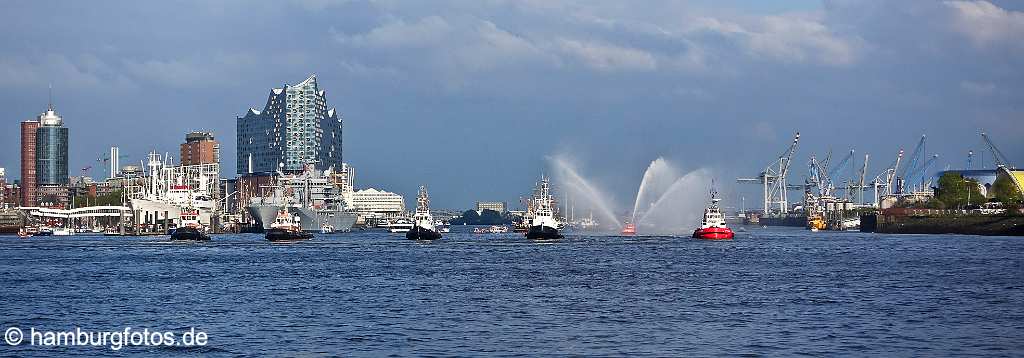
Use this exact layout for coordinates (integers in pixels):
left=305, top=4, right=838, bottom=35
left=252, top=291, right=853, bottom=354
left=692, top=187, right=734, bottom=240
left=621, top=222, right=636, bottom=235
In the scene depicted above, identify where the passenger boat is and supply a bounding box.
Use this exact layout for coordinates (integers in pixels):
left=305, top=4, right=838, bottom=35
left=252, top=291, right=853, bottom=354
left=473, top=225, right=509, bottom=234
left=387, top=219, right=414, bottom=233
left=407, top=186, right=442, bottom=241
left=170, top=207, right=210, bottom=241
left=526, top=177, right=563, bottom=240
left=266, top=209, right=313, bottom=242
left=692, top=188, right=734, bottom=240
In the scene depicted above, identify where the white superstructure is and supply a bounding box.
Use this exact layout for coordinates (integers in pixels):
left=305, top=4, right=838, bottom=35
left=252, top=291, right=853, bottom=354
left=347, top=188, right=405, bottom=218
left=529, top=177, right=559, bottom=230
left=412, top=186, right=436, bottom=232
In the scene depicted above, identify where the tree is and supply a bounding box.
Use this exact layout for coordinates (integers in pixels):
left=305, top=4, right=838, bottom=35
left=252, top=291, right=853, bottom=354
left=450, top=210, right=480, bottom=225
left=478, top=209, right=505, bottom=225
left=992, top=174, right=1023, bottom=204
left=935, top=172, right=985, bottom=208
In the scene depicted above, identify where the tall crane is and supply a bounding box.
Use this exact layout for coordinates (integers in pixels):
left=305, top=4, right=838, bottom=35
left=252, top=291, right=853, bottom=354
left=905, top=154, right=939, bottom=192
left=827, top=149, right=855, bottom=198
left=896, top=135, right=926, bottom=194
left=871, top=149, right=903, bottom=207
left=856, top=154, right=869, bottom=204
left=981, top=132, right=1014, bottom=169
left=738, top=132, right=800, bottom=215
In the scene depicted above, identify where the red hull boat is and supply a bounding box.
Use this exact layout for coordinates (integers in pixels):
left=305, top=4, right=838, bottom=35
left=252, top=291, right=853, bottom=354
left=692, top=185, right=734, bottom=240
left=692, top=226, right=734, bottom=240
left=621, top=223, right=636, bottom=235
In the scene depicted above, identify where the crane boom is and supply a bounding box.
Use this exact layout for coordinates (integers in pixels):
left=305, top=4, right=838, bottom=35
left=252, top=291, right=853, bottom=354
left=981, top=132, right=1013, bottom=169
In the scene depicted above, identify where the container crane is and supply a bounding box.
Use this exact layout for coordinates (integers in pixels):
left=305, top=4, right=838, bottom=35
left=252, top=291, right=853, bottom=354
left=737, top=132, right=800, bottom=215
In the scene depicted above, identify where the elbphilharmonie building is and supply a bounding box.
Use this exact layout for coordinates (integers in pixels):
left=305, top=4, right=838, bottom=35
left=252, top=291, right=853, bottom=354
left=237, top=74, right=343, bottom=174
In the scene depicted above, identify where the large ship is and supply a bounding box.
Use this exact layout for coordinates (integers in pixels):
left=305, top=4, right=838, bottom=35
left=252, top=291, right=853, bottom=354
left=247, top=164, right=357, bottom=233
left=526, top=177, right=563, bottom=240
left=406, top=186, right=441, bottom=240
left=0, top=209, right=24, bottom=234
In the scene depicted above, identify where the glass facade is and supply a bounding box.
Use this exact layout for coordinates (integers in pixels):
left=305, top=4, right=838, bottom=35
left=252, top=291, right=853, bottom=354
left=36, top=125, right=69, bottom=185
left=237, top=75, right=343, bottom=174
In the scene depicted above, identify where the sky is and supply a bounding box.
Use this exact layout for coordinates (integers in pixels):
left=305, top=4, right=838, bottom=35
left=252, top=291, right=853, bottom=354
left=1, top=0, right=1022, bottom=211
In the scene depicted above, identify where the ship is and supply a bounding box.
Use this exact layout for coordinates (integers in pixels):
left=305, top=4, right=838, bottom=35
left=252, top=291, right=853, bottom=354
left=170, top=206, right=210, bottom=241
left=621, top=221, right=636, bottom=235
left=0, top=209, right=25, bottom=234
left=526, top=177, right=563, bottom=240
left=692, top=187, right=735, bottom=240
left=247, top=164, right=357, bottom=233
left=266, top=208, right=313, bottom=242
left=407, top=186, right=441, bottom=240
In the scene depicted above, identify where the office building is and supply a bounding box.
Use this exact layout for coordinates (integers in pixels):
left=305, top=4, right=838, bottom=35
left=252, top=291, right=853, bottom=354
left=36, top=104, right=69, bottom=186
left=181, top=131, right=220, bottom=166
left=348, top=188, right=405, bottom=219
left=20, top=120, right=39, bottom=206
left=476, top=201, right=507, bottom=213
left=237, top=74, right=344, bottom=174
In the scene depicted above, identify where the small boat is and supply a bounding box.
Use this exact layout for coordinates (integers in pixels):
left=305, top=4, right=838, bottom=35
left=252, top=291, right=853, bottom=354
left=17, top=229, right=30, bottom=239
left=171, top=207, right=211, bottom=241
left=692, top=186, right=734, bottom=240
left=321, top=224, right=335, bottom=234
left=35, top=228, right=54, bottom=236
left=387, top=219, right=414, bottom=233
left=474, top=225, right=509, bottom=234
left=621, top=222, right=636, bottom=235
left=525, top=177, right=563, bottom=240
left=407, top=186, right=442, bottom=241
left=266, top=209, right=313, bottom=242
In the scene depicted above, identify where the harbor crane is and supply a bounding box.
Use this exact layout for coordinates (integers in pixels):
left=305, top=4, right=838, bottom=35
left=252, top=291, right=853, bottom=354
left=904, top=154, right=940, bottom=192
left=981, top=132, right=1014, bottom=169
left=870, top=149, right=903, bottom=207
left=855, top=154, right=869, bottom=204
left=738, top=132, right=800, bottom=215
left=896, top=135, right=927, bottom=194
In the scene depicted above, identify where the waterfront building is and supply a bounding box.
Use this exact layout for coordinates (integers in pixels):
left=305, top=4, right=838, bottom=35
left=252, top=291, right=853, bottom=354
left=36, top=104, right=69, bottom=186
left=20, top=120, right=39, bottom=206
left=181, top=131, right=220, bottom=166
left=476, top=201, right=507, bottom=213
left=237, top=74, right=344, bottom=174
left=348, top=188, right=405, bottom=219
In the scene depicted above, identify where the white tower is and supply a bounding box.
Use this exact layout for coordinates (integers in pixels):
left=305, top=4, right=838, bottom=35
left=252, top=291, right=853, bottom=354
left=110, top=146, right=120, bottom=179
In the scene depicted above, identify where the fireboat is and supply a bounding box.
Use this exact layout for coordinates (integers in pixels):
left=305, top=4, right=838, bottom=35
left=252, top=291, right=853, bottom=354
left=621, top=221, right=636, bottom=235
left=692, top=187, right=734, bottom=240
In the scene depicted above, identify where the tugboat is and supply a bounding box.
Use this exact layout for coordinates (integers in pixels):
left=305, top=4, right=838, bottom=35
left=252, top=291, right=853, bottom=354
left=621, top=221, right=637, bottom=235
left=170, top=207, right=211, bottom=241
left=407, top=186, right=442, bottom=240
left=266, top=208, right=313, bottom=242
left=526, top=177, right=563, bottom=240
left=692, top=186, right=735, bottom=240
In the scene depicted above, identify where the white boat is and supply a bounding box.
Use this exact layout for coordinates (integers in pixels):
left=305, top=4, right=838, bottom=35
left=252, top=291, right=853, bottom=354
left=387, top=220, right=414, bottom=233
left=52, top=228, right=73, bottom=236
left=406, top=186, right=441, bottom=240
left=526, top=177, right=563, bottom=240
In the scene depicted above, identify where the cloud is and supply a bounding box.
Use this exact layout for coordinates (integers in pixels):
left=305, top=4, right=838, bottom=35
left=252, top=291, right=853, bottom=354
left=556, top=38, right=657, bottom=71
left=687, top=14, right=861, bottom=66
left=944, top=0, right=1024, bottom=49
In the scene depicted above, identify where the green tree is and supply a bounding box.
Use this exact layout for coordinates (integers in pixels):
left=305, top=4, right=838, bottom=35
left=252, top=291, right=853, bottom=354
left=478, top=209, right=505, bottom=225
left=992, top=174, right=1023, bottom=204
left=935, top=172, right=985, bottom=208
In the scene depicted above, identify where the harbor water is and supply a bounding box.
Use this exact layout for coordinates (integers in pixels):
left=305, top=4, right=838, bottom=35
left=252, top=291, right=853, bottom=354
left=1, top=227, right=1022, bottom=356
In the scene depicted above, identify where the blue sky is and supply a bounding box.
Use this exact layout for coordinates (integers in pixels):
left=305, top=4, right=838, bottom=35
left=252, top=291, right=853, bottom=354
left=1, top=0, right=1022, bottom=210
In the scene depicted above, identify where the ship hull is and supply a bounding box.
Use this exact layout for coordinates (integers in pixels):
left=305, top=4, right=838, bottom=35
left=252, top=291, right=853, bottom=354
left=406, top=225, right=441, bottom=240
left=692, top=227, right=734, bottom=240
left=526, top=225, right=562, bottom=240
left=170, top=227, right=210, bottom=241
left=247, top=204, right=357, bottom=233
left=265, top=228, right=313, bottom=242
